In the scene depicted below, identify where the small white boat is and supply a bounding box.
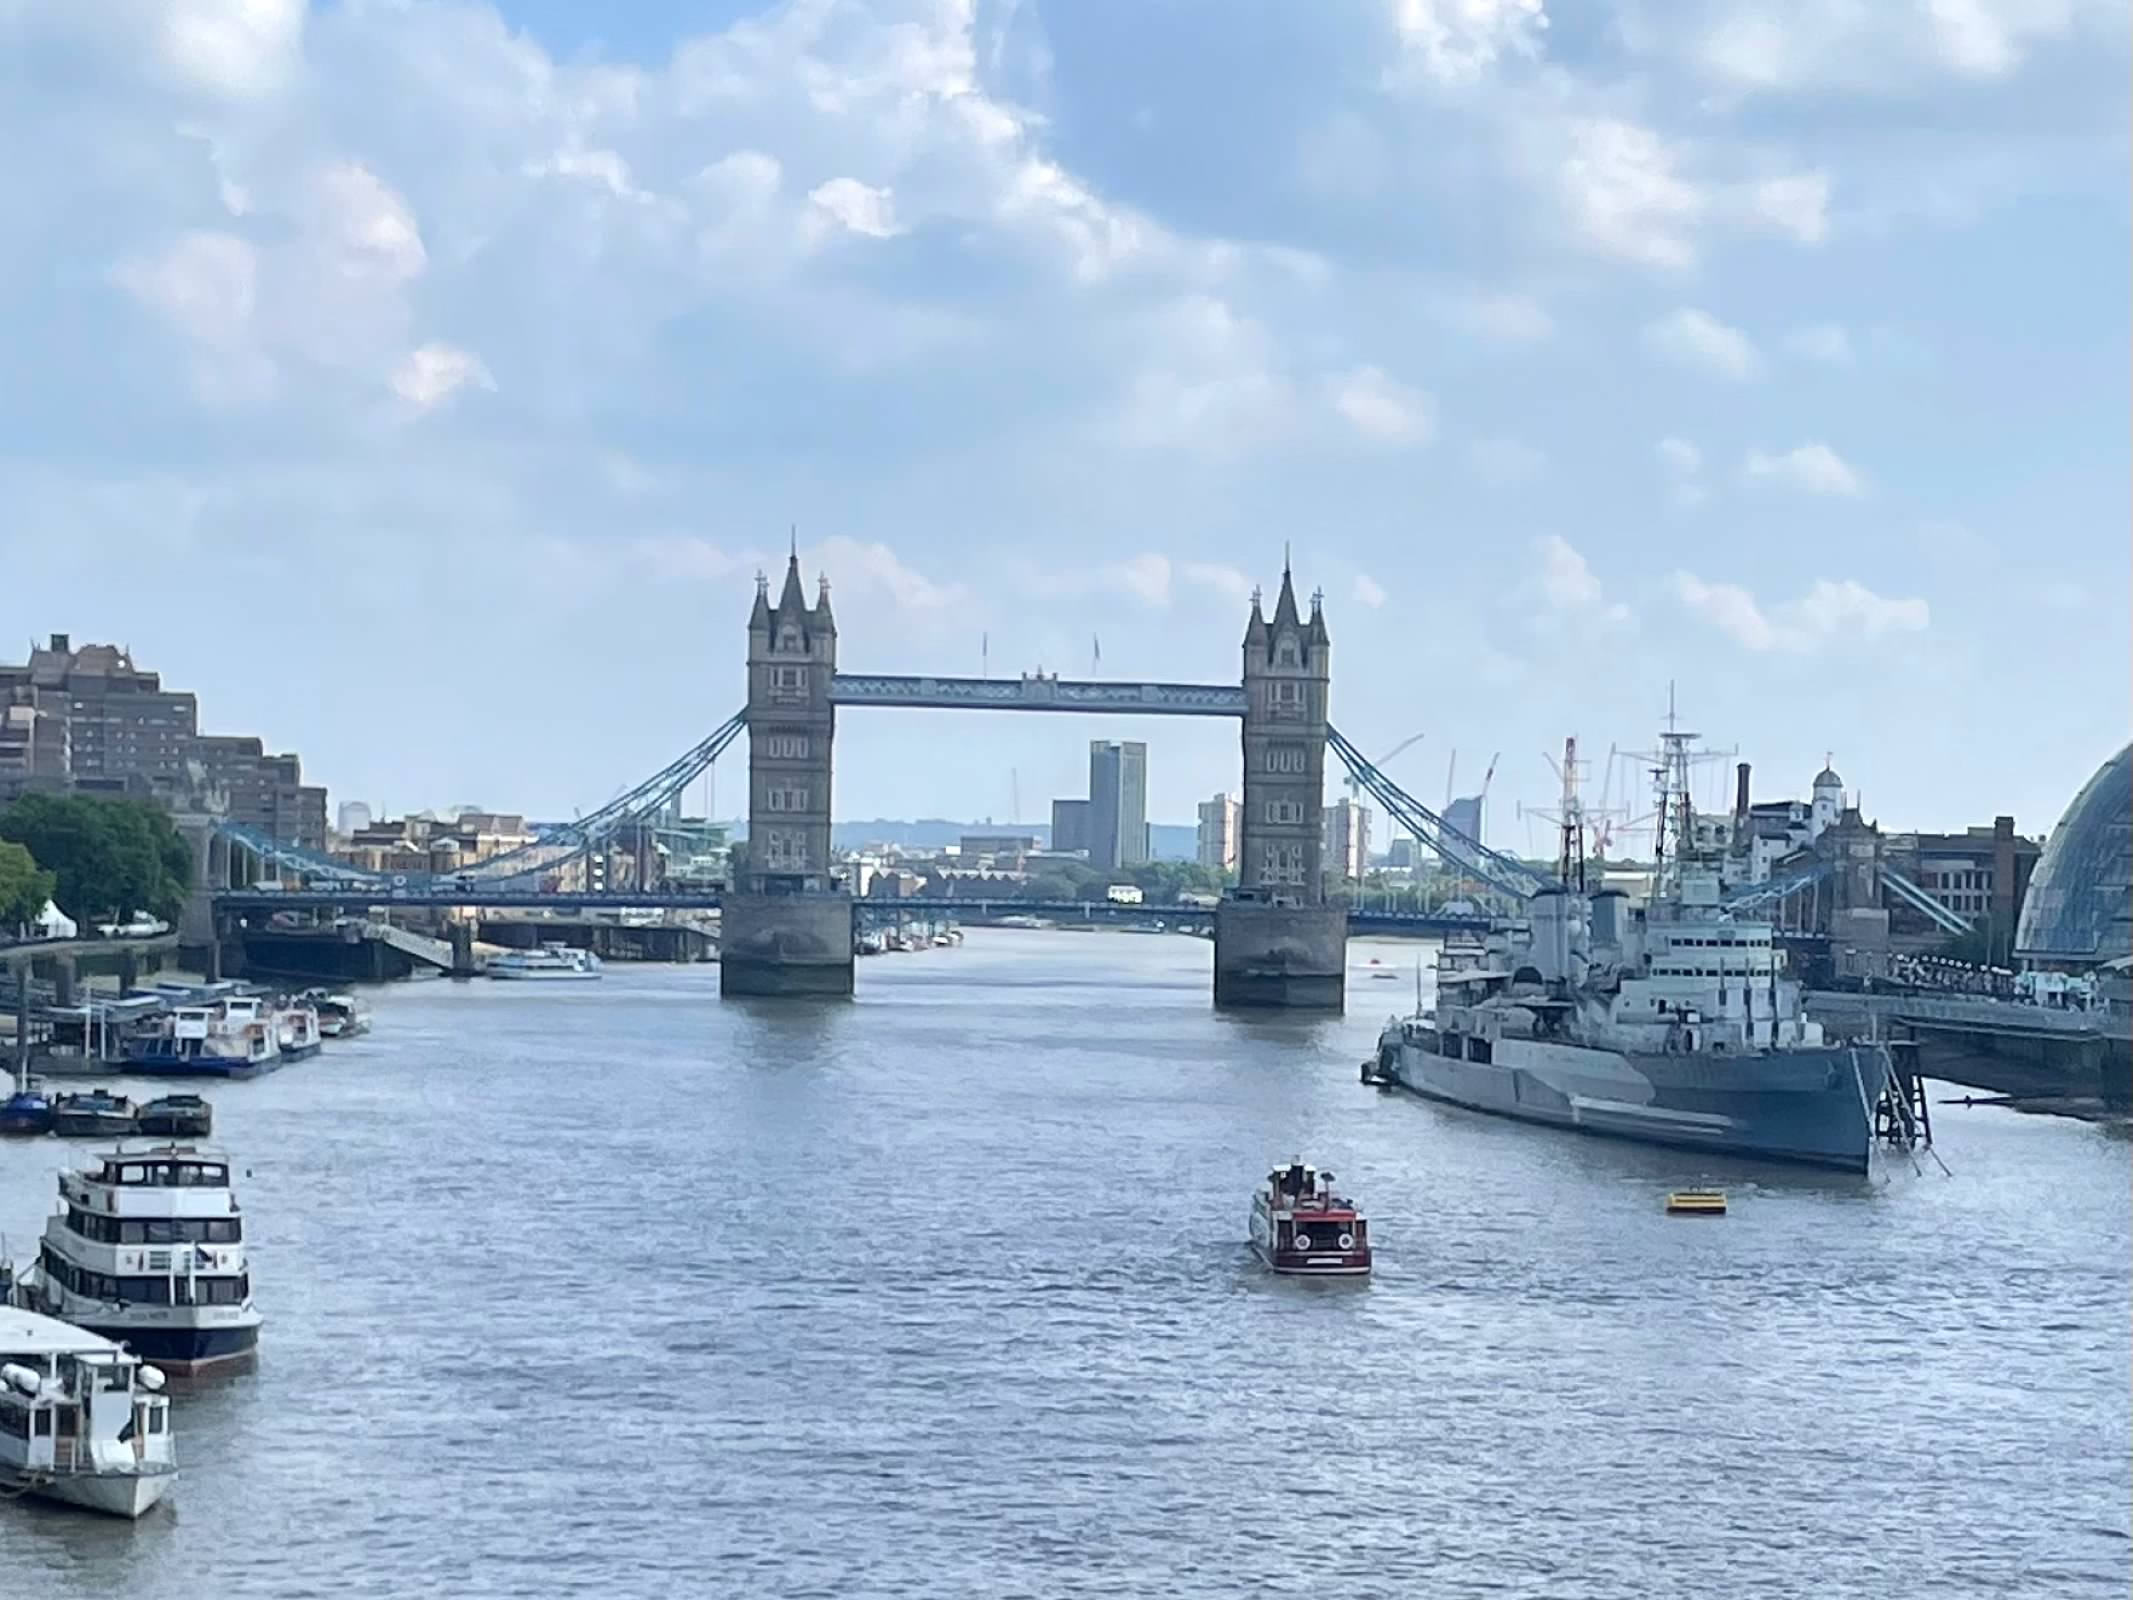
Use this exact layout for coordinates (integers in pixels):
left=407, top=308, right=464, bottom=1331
left=305, top=991, right=370, bottom=1038
left=0, top=1306, right=176, bottom=1517
left=275, top=1002, right=323, bottom=1062
left=487, top=944, right=602, bottom=981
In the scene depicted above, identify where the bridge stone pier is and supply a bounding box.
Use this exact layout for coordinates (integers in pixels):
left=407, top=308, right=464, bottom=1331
left=1214, top=570, right=1347, bottom=1009
left=721, top=554, right=856, bottom=998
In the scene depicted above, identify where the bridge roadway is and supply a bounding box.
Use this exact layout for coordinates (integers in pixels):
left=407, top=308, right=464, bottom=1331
left=209, top=889, right=1485, bottom=939
left=827, top=674, right=1247, bottom=716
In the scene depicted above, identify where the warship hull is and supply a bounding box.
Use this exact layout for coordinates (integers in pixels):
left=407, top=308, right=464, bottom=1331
left=1379, top=1029, right=1890, bottom=1174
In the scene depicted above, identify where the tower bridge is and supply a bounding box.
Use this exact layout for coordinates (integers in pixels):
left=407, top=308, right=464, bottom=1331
left=723, top=552, right=1350, bottom=1003
left=200, top=551, right=1532, bottom=1003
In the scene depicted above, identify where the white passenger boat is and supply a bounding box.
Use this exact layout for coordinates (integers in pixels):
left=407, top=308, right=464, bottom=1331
left=0, top=1306, right=176, bottom=1517
left=275, top=1001, right=323, bottom=1062
left=10, top=1145, right=261, bottom=1371
left=303, top=990, right=370, bottom=1038
left=487, top=944, right=602, bottom=981
left=121, top=995, right=282, bottom=1078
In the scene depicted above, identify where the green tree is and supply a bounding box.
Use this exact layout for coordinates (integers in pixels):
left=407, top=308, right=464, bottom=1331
left=0, top=793, right=192, bottom=926
left=0, top=839, right=55, bottom=932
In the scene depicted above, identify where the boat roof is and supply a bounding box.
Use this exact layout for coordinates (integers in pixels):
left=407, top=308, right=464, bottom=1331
left=0, top=1306, right=126, bottom=1358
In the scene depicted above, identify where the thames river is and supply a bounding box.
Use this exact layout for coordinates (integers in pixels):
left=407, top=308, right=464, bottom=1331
left=1, top=931, right=2127, bottom=1598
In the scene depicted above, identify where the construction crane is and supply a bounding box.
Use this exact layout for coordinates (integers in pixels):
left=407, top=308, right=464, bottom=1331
left=1345, top=731, right=1426, bottom=802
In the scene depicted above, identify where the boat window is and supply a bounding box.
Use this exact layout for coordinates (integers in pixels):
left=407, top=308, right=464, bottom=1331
left=148, top=1408, right=165, bottom=1435
left=0, top=1404, right=27, bottom=1439
left=1465, top=1036, right=1493, bottom=1064
left=200, top=1275, right=249, bottom=1305
left=119, top=1165, right=146, bottom=1184
left=32, top=1410, right=52, bottom=1438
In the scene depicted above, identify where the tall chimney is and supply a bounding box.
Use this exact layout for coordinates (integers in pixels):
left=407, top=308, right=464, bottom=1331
left=1734, top=761, right=1751, bottom=822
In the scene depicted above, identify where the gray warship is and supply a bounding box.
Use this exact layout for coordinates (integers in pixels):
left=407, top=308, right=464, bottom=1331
left=1373, top=727, right=1893, bottom=1174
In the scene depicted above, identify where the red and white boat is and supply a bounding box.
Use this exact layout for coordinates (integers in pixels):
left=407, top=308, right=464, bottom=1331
left=1248, top=1159, right=1372, bottom=1277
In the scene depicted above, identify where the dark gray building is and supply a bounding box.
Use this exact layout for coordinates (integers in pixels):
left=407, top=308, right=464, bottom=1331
left=1087, top=739, right=1149, bottom=870
left=1050, top=797, right=1090, bottom=855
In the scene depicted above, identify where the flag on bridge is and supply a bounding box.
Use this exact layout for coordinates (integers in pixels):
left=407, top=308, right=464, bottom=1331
left=1092, top=634, right=1102, bottom=667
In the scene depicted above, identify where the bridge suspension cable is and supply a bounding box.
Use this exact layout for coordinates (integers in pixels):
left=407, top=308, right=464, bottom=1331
left=1324, top=725, right=1549, bottom=902
left=215, top=709, right=750, bottom=890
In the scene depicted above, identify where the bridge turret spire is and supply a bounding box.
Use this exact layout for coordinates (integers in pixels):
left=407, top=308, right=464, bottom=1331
left=814, top=573, right=836, bottom=634
left=1271, top=561, right=1302, bottom=630
left=750, top=570, right=772, bottom=629
left=777, top=548, right=808, bottom=616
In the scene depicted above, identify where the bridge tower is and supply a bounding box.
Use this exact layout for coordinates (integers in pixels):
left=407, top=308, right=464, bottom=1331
left=1213, top=564, right=1348, bottom=1008
left=721, top=551, right=855, bottom=997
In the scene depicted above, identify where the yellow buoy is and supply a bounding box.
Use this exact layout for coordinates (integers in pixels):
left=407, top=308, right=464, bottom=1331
left=1666, top=1190, right=1728, bottom=1216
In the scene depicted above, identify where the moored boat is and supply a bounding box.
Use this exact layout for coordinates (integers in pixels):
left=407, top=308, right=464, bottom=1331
left=137, top=1094, right=213, bottom=1139
left=274, top=1002, right=322, bottom=1062
left=1248, top=1159, right=1373, bottom=1277
left=487, top=944, right=601, bottom=981
left=121, top=995, right=281, bottom=1079
left=303, top=990, right=370, bottom=1038
left=50, top=1091, right=136, bottom=1139
left=1, top=1082, right=53, bottom=1137
left=0, top=1306, right=176, bottom=1517
left=1373, top=718, right=1893, bottom=1175
left=10, top=1144, right=261, bottom=1371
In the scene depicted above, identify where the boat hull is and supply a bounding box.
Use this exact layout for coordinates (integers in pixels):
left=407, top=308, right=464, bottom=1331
left=120, top=1050, right=280, bottom=1080
left=6, top=1464, right=175, bottom=1518
left=1381, top=1032, right=1889, bottom=1174
left=78, top=1320, right=259, bottom=1371
left=276, top=1041, right=322, bottom=1062
left=1248, top=1241, right=1372, bottom=1277
left=135, top=1116, right=212, bottom=1139
left=51, top=1114, right=136, bottom=1139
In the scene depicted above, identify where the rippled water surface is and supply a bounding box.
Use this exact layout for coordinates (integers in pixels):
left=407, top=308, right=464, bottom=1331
left=2, top=931, right=2128, bottom=1598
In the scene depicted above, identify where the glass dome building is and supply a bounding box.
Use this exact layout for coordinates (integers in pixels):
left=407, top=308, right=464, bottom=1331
left=2014, top=743, right=2131, bottom=969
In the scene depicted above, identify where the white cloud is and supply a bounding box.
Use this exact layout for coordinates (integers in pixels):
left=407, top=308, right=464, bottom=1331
left=391, top=343, right=494, bottom=412
left=1673, top=571, right=1928, bottom=651
left=1433, top=291, right=1554, bottom=342
left=1656, top=435, right=1708, bottom=507
left=807, top=177, right=902, bottom=240
left=1353, top=572, right=1388, bottom=609
left=813, top=535, right=966, bottom=611
left=1112, top=296, right=1298, bottom=455
left=1329, top=365, right=1435, bottom=445
left=1025, top=553, right=1176, bottom=607
left=1744, top=171, right=1831, bottom=244
left=1674, top=0, right=2117, bottom=91
left=309, top=162, right=427, bottom=286
left=113, top=230, right=257, bottom=349
left=618, top=536, right=746, bottom=583
left=1744, top=442, right=1865, bottom=496
left=1468, top=436, right=1546, bottom=484
left=526, top=147, right=656, bottom=205
left=1656, top=436, right=1702, bottom=476
left=1179, top=561, right=1255, bottom=603
left=1558, top=117, right=1703, bottom=270
left=111, top=230, right=272, bottom=400
left=1534, top=534, right=1632, bottom=628
left=1785, top=322, right=1855, bottom=364
left=1642, top=307, right=1761, bottom=380
left=1389, top=0, right=1549, bottom=84
left=160, top=0, right=305, bottom=98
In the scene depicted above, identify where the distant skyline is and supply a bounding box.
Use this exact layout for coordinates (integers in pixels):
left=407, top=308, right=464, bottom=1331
left=3, top=2, right=2125, bottom=845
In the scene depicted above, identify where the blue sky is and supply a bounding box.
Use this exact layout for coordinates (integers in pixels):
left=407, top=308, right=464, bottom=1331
left=2, top=0, right=2125, bottom=848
